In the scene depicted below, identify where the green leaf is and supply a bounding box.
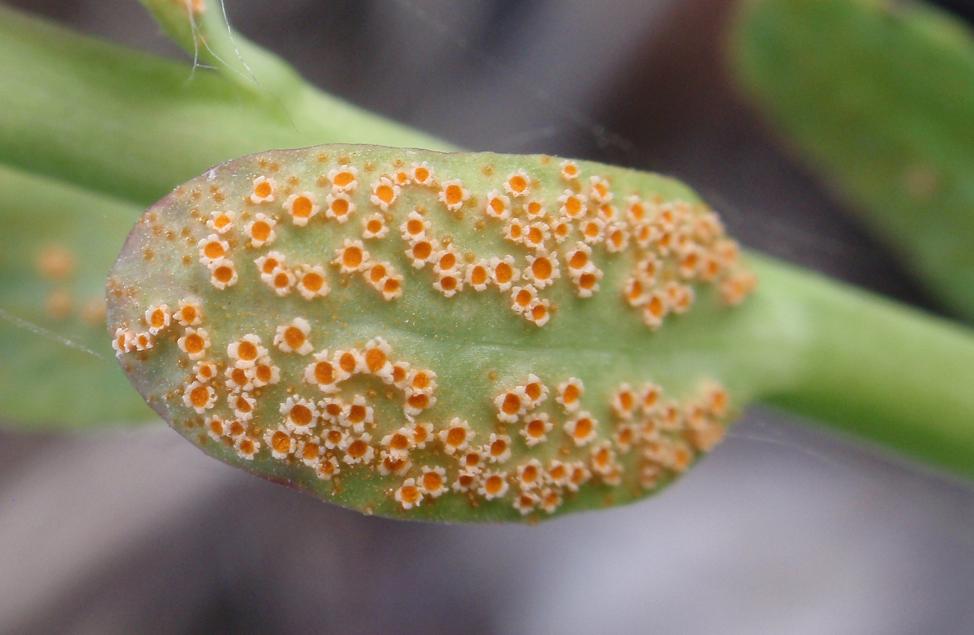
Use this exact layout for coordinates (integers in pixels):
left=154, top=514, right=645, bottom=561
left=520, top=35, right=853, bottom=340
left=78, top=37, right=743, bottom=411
left=0, top=165, right=155, bottom=427
left=106, top=144, right=758, bottom=521
left=730, top=0, right=974, bottom=319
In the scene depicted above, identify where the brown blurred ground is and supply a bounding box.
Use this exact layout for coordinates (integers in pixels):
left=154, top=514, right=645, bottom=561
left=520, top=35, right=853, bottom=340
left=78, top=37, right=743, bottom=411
left=1, top=1, right=973, bottom=633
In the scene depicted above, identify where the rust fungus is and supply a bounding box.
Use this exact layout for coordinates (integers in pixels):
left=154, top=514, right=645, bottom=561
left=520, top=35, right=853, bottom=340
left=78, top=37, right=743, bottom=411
left=107, top=145, right=751, bottom=522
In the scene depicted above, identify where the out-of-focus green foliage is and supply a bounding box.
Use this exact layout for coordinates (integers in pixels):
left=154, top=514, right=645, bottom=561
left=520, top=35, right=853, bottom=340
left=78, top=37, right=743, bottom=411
left=732, top=0, right=974, bottom=319
left=0, top=166, right=155, bottom=426
left=0, top=4, right=447, bottom=207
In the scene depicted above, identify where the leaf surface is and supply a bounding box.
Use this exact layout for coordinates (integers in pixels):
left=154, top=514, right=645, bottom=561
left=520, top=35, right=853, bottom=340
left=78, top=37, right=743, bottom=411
left=0, top=166, right=155, bottom=427
left=731, top=0, right=974, bottom=318
left=107, top=144, right=757, bottom=522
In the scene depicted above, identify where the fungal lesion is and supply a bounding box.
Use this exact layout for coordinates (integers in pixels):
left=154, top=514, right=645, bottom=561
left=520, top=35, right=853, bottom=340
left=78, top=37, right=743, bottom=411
left=107, top=146, right=754, bottom=520
left=112, top=297, right=733, bottom=517
left=133, top=149, right=752, bottom=333
left=29, top=242, right=107, bottom=326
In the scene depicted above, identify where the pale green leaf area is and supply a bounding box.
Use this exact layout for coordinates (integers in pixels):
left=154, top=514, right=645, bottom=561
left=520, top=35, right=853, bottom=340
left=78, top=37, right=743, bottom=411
left=107, top=144, right=765, bottom=522
left=0, top=166, right=155, bottom=426
left=731, top=0, right=974, bottom=319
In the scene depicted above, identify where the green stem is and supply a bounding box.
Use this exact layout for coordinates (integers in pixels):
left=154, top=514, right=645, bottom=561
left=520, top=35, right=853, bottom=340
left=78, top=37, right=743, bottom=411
left=138, top=0, right=304, bottom=97
left=757, top=256, right=974, bottom=478
left=0, top=4, right=450, bottom=205
left=0, top=4, right=972, bottom=476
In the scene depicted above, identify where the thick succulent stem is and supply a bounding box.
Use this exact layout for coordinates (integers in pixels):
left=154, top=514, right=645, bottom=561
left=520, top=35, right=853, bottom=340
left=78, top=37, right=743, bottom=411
left=0, top=4, right=449, bottom=205
left=0, top=4, right=972, bottom=484
left=138, top=0, right=303, bottom=96
left=755, top=256, right=974, bottom=478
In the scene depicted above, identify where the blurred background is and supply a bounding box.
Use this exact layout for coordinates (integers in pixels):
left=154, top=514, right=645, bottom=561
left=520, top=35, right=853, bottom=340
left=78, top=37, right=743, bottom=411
left=2, top=0, right=974, bottom=633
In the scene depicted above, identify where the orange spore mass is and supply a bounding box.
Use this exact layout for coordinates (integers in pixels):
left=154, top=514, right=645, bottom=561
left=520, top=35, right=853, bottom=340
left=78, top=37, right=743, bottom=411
left=214, top=266, right=234, bottom=283
left=185, top=334, right=204, bottom=353
left=303, top=272, right=324, bottom=291
left=502, top=393, right=521, bottom=415
left=315, top=362, right=334, bottom=384
left=423, top=471, right=443, bottom=491
left=446, top=427, right=466, bottom=447
left=238, top=341, right=258, bottom=360
left=445, top=185, right=463, bottom=205
left=252, top=222, right=271, bottom=241
left=293, top=196, right=312, bottom=217
left=272, top=431, right=291, bottom=453
left=284, top=327, right=305, bottom=349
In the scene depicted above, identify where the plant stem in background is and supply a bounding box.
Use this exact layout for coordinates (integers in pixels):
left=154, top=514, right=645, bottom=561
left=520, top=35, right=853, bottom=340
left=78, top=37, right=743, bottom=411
left=0, top=4, right=449, bottom=206
left=755, top=255, right=974, bottom=477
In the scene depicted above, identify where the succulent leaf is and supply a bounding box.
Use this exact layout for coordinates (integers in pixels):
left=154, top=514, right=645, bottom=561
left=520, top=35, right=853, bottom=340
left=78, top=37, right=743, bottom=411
left=0, top=165, right=155, bottom=426
left=731, top=0, right=974, bottom=319
left=107, top=145, right=756, bottom=521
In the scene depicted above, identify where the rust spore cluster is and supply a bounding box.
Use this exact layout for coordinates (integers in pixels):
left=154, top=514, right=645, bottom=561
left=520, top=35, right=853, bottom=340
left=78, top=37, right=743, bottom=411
left=108, top=147, right=753, bottom=519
